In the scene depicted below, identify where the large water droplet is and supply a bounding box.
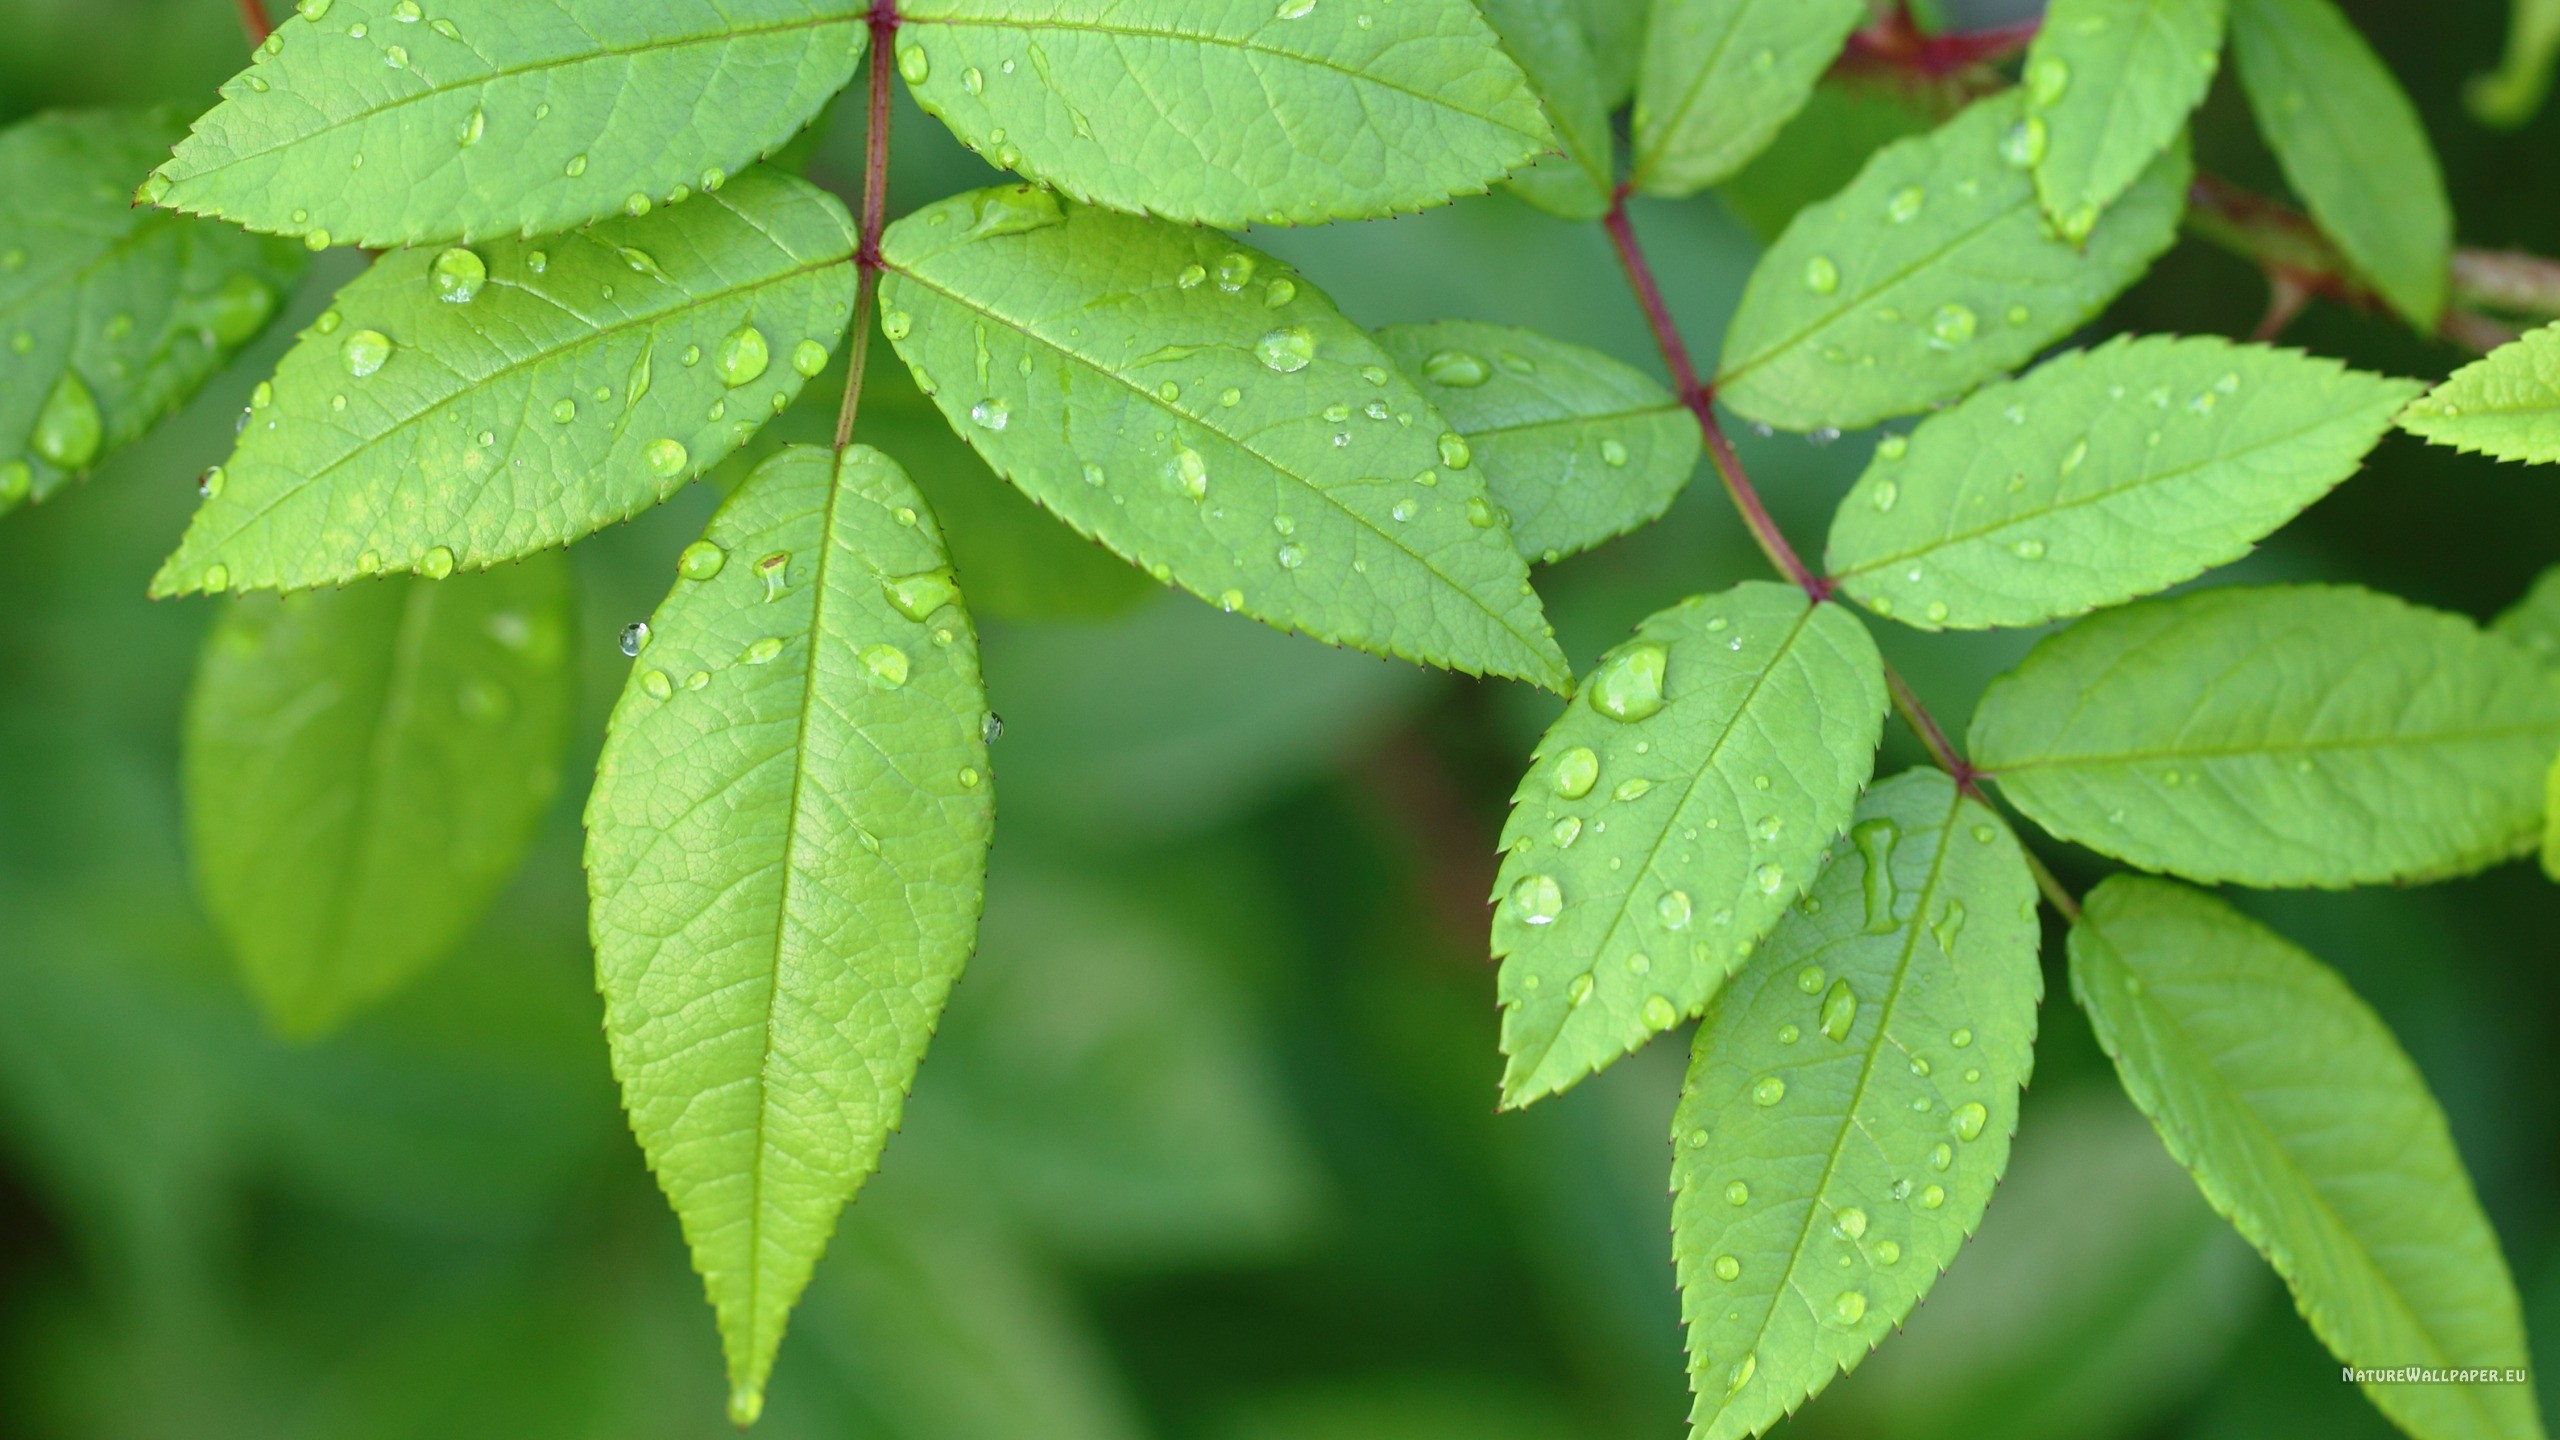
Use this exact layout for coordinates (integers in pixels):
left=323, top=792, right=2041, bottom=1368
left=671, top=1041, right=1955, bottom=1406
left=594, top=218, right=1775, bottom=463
left=1819, top=980, right=1857, bottom=1042
left=861, top=643, right=911, bottom=687
left=1834, top=1291, right=1868, bottom=1325
left=1586, top=642, right=1667, bottom=722
left=1642, top=994, right=1677, bottom=1028
left=1255, top=326, right=1314, bottom=373
left=678, top=540, right=726, bottom=581
left=341, top=328, right=393, bottom=377
left=645, top=438, right=689, bottom=478
left=32, top=372, right=101, bottom=469
left=1852, top=817, right=1899, bottom=933
left=619, top=621, right=651, bottom=657
left=1835, top=1206, right=1868, bottom=1240
left=1725, top=1180, right=1750, bottom=1206
left=1422, top=349, right=1490, bottom=387
left=1657, top=890, right=1693, bottom=930
left=898, top=43, right=930, bottom=82
left=717, top=326, right=770, bottom=387
left=884, top=568, right=958, bottom=620
left=1753, top=864, right=1784, bottom=896
left=1713, top=1255, right=1740, bottom=1281
left=792, top=339, right=829, bottom=377
left=1550, top=745, right=1598, bottom=798
left=2027, top=54, right=2070, bottom=107
left=1169, top=445, right=1208, bottom=497
left=1438, top=431, right=1472, bottom=469
left=971, top=397, right=1010, bottom=431
left=1928, top=304, right=1978, bottom=350
left=1510, top=874, right=1562, bottom=925
left=1751, top=1076, right=1786, bottom=1106
left=1802, top=255, right=1840, bottom=294
left=1215, top=252, right=1257, bottom=291
left=421, top=545, right=455, bottom=579
left=1724, top=1352, right=1756, bottom=1399
left=431, top=247, right=485, bottom=303
left=1950, top=1101, right=1988, bottom=1143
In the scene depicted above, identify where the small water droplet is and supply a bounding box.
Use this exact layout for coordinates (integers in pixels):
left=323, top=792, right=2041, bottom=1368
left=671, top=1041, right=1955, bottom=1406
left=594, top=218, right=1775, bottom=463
left=1928, top=304, right=1978, bottom=350
left=619, top=622, right=650, bottom=657
left=1932, top=899, right=1967, bottom=954
left=1803, top=255, right=1840, bottom=294
left=678, top=540, right=726, bottom=581
left=2027, top=54, right=2070, bottom=107
left=1600, top=438, right=1628, bottom=466
left=1713, top=1255, right=1741, bottom=1281
left=792, top=339, right=828, bottom=377
left=1275, top=541, right=1306, bottom=569
left=564, top=154, right=588, bottom=178
left=1835, top=1207, right=1868, bottom=1240
left=1510, top=874, right=1562, bottom=925
left=1834, top=1291, right=1867, bottom=1325
left=32, top=373, right=102, bottom=469
left=860, top=643, right=910, bottom=687
left=1919, top=1185, right=1946, bottom=1210
left=1725, top=1181, right=1750, bottom=1206
left=898, top=43, right=930, bottom=82
left=1819, top=980, right=1858, bottom=1042
left=1950, top=1101, right=1988, bottom=1143
left=2000, top=116, right=2047, bottom=169
left=1550, top=745, right=1599, bottom=798
left=1422, top=349, right=1490, bottom=387
left=1657, top=890, right=1692, bottom=930
left=1752, top=1076, right=1786, bottom=1106
left=1215, top=252, right=1257, bottom=291
left=1753, top=864, right=1784, bottom=896
left=645, top=439, right=689, bottom=478
left=1876, top=1239, right=1901, bottom=1265
left=1642, top=995, right=1677, bottom=1028
left=1888, top=186, right=1925, bottom=223
left=1724, top=1352, right=1756, bottom=1398
left=1438, top=431, right=1472, bottom=469
left=341, top=328, right=393, bottom=377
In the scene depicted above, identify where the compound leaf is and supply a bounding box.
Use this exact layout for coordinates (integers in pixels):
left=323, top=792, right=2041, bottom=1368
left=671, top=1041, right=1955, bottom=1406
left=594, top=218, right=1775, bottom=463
left=880, top=187, right=1568, bottom=689
left=1478, top=0, right=1616, bottom=220
left=2070, top=878, right=2546, bottom=1440
left=1829, top=336, right=2416, bottom=631
left=155, top=167, right=856, bottom=598
left=2229, top=0, right=2452, bottom=327
left=891, top=0, right=1551, bottom=228
left=1494, top=583, right=1886, bottom=1107
left=1718, top=92, right=2190, bottom=434
left=185, top=556, right=575, bottom=1037
left=1674, top=770, right=2041, bottom=1440
left=2027, top=0, right=2227, bottom=241
left=1375, top=320, right=1701, bottom=565
left=1630, top=0, right=1869, bottom=198
left=1972, top=585, right=2560, bottom=887
left=2401, top=322, right=2560, bottom=465
left=0, top=108, right=304, bottom=517
left=146, top=0, right=867, bottom=249
left=584, top=444, right=994, bottom=1427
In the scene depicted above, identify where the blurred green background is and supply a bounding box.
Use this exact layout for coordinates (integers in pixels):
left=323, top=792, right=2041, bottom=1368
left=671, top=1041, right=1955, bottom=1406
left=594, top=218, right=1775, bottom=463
left=0, top=2, right=2554, bottom=1436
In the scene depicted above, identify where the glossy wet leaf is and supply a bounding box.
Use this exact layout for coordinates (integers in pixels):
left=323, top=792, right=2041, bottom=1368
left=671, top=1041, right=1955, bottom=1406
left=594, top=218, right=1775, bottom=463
left=1673, top=771, right=2041, bottom=1440
left=185, top=557, right=575, bottom=1037
left=1375, top=320, right=1701, bottom=564
left=1717, top=92, right=2190, bottom=434
left=1493, top=583, right=1887, bottom=1107
left=1572, top=0, right=1648, bottom=108
left=2070, top=878, right=2546, bottom=1440
left=1973, top=585, right=2560, bottom=887
left=1630, top=0, right=1870, bottom=197
left=879, top=188, right=1568, bottom=690
left=147, top=0, right=868, bottom=249
left=2470, top=0, right=2560, bottom=126
left=2400, top=322, right=2560, bottom=465
left=1829, top=336, right=2416, bottom=631
left=0, top=108, right=304, bottom=517
left=1716, top=79, right=1947, bottom=243
left=2027, top=0, right=2227, bottom=240
left=2229, top=0, right=2452, bottom=327
left=1478, top=0, right=1616, bottom=220
left=155, top=168, right=856, bottom=597
left=583, top=445, right=994, bottom=1427
left=891, top=0, right=1550, bottom=228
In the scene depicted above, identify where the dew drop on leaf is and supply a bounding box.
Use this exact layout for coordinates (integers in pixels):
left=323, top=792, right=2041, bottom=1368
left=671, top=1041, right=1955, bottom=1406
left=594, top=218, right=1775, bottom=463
left=618, top=622, right=650, bottom=657
left=677, top=541, right=726, bottom=581
left=1585, top=643, right=1667, bottom=722
left=431, top=247, right=485, bottom=303
left=340, top=329, right=393, bottom=378
left=1510, top=874, right=1562, bottom=925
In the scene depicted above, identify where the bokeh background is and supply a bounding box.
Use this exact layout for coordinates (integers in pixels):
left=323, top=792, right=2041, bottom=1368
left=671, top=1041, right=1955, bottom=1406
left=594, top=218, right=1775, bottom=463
left=0, top=1, right=2553, bottom=1436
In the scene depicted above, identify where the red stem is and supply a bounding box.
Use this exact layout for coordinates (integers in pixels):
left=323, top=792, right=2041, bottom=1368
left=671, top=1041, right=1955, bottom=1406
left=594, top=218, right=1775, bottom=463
left=833, top=1, right=898, bottom=451
left=235, top=0, right=272, bottom=45
left=1841, top=6, right=2040, bottom=80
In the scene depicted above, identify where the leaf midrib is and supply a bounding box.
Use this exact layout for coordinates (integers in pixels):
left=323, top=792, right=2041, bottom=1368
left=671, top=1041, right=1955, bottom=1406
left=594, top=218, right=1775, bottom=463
left=1985, top=720, right=2560, bottom=775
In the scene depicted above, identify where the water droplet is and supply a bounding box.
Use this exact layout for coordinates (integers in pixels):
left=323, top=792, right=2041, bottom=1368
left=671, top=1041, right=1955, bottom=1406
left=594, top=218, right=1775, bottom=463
left=1254, top=326, right=1314, bottom=373
left=898, top=43, right=930, bottom=82
left=677, top=540, right=726, bottom=581
left=1166, top=445, right=1208, bottom=498
left=708, top=326, right=771, bottom=388
left=1565, top=972, right=1594, bottom=1006
left=1510, top=874, right=1562, bottom=925
left=1438, top=431, right=1472, bottom=469
left=753, top=551, right=790, bottom=601
left=32, top=373, right=101, bottom=469
left=1263, top=276, right=1297, bottom=308
left=550, top=398, right=579, bottom=424
left=1803, top=255, right=1840, bottom=294
left=730, top=636, right=779, bottom=666
left=304, top=228, right=333, bottom=252
left=1888, top=186, right=1925, bottom=223
left=1777, top=1023, right=1800, bottom=1044
left=1613, top=777, right=1652, bottom=802
left=2000, top=116, right=2047, bottom=169
left=564, top=154, right=588, bottom=177
left=1551, top=816, right=1581, bottom=848
left=1422, top=349, right=1490, bottom=387
left=884, top=569, right=958, bottom=620
left=1713, top=1255, right=1741, bottom=1281
left=618, top=622, right=650, bottom=657
left=2027, top=54, right=2070, bottom=107
left=1753, top=864, right=1784, bottom=896
left=200, top=272, right=278, bottom=345
left=202, top=562, right=231, bottom=591
left=1834, top=1291, right=1867, bottom=1325
left=197, top=466, right=225, bottom=499
left=1876, top=1239, right=1902, bottom=1265
left=1919, top=1185, right=1946, bottom=1209
left=1599, top=438, right=1629, bottom=467
left=958, top=765, right=984, bottom=788
left=1550, top=745, right=1599, bottom=798
left=860, top=643, right=910, bottom=687
left=640, top=439, right=688, bottom=479
left=1724, top=1352, right=1756, bottom=1398
left=1932, top=899, right=1967, bottom=954
left=1835, top=1207, right=1869, bottom=1240
left=299, top=0, right=334, bottom=16
left=1928, top=304, right=1978, bottom=350
left=341, top=328, right=393, bottom=377
left=882, top=309, right=913, bottom=341
left=1818, top=980, right=1858, bottom=1042
left=1642, top=995, right=1677, bottom=1028
left=700, top=167, right=727, bottom=193
left=1929, top=1142, right=1954, bottom=1172
left=1586, top=642, right=1667, bottom=722
left=1215, top=252, right=1257, bottom=291
left=1724, top=1180, right=1750, bottom=1206
left=1657, top=890, right=1693, bottom=930
left=1752, top=1076, right=1786, bottom=1106
left=1949, top=1101, right=1988, bottom=1143
left=792, top=339, right=829, bottom=377
left=525, top=251, right=547, bottom=276
left=1275, top=541, right=1306, bottom=570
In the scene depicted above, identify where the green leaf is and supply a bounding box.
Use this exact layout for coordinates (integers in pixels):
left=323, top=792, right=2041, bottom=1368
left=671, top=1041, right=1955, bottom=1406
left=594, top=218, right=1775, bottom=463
left=1493, top=583, right=1887, bottom=1106
left=1571, top=0, right=1648, bottom=108
left=0, top=108, right=304, bottom=517
left=1477, top=0, right=1616, bottom=221
left=145, top=0, right=867, bottom=250
left=2546, top=750, right=2560, bottom=882
left=2026, top=0, right=2227, bottom=241
left=1972, top=585, right=2560, bottom=887
left=2228, top=0, right=2452, bottom=327
left=154, top=167, right=856, bottom=598
left=2469, top=0, right=2560, bottom=127
left=1716, top=79, right=1946, bottom=244
left=1717, top=92, right=2191, bottom=435
left=1672, top=771, right=2041, bottom=1440
left=879, top=187, right=1569, bottom=690
left=2069, top=877, right=2547, bottom=1440
left=1630, top=0, right=1870, bottom=197
left=2401, top=322, right=2560, bottom=465
left=582, top=444, right=995, bottom=1426
left=2493, top=565, right=2560, bottom=667
left=891, top=0, right=1552, bottom=228
left=1828, top=336, right=2418, bottom=631
left=1375, top=320, right=1701, bottom=564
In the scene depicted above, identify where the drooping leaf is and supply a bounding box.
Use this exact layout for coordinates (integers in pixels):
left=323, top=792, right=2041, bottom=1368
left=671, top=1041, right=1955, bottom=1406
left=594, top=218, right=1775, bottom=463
left=2026, top=0, right=2227, bottom=241
left=879, top=187, right=1569, bottom=690
left=583, top=444, right=994, bottom=1426
left=154, top=168, right=856, bottom=598
left=1493, top=583, right=1887, bottom=1107
left=0, top=108, right=304, bottom=517
left=144, top=0, right=868, bottom=249
left=1478, top=0, right=1617, bottom=221
left=1717, top=92, right=2190, bottom=434
left=1972, top=585, right=2560, bottom=887
left=2493, top=565, right=2560, bottom=666
left=2070, top=878, right=2547, bottom=1440
left=2469, top=0, right=2560, bottom=127
left=2400, top=322, right=2560, bottom=465
left=1375, top=320, right=1701, bottom=565
left=890, top=0, right=1552, bottom=228
left=1828, top=336, right=2417, bottom=631
left=2228, top=0, right=2452, bottom=327
left=1672, top=770, right=2041, bottom=1440
left=1630, top=0, right=1870, bottom=198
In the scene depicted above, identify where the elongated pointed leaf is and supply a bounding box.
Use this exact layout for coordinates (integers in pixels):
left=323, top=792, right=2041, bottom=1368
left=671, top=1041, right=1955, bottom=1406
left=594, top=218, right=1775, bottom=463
left=155, top=168, right=856, bottom=598
left=1375, top=321, right=1701, bottom=565
left=891, top=0, right=1550, bottom=228
left=2229, top=0, right=2451, bottom=327
left=584, top=444, right=994, bottom=1426
left=2027, top=0, right=2226, bottom=241
left=185, top=558, right=574, bottom=1036
left=2070, top=878, right=2546, bottom=1440
left=1630, top=0, right=1869, bottom=197
left=880, top=187, right=1568, bottom=689
left=1717, top=93, right=2190, bottom=434
left=1973, top=585, right=2560, bottom=887
left=1494, top=583, right=1887, bottom=1106
left=145, top=0, right=867, bottom=249
left=1479, top=0, right=1616, bottom=220
left=2401, top=322, right=2560, bottom=465
left=0, top=108, right=303, bottom=517
left=1829, top=336, right=2417, bottom=631
left=1674, top=770, right=2042, bottom=1440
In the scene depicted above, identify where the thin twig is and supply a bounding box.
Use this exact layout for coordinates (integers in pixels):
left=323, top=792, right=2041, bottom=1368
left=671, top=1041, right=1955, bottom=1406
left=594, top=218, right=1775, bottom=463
left=833, top=0, right=898, bottom=452
left=235, top=0, right=273, bottom=45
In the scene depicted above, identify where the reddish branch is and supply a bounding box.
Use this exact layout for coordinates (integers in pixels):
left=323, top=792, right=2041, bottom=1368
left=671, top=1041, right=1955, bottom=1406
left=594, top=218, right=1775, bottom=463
left=834, top=0, right=899, bottom=451
left=1839, top=4, right=2039, bottom=82
left=235, top=0, right=273, bottom=45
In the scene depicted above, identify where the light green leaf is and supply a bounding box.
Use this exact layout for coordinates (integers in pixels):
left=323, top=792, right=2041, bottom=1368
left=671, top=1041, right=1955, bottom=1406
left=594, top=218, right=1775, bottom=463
left=891, top=0, right=1551, bottom=228
left=2229, top=0, right=2452, bottom=327
left=2070, top=878, right=2547, bottom=1440
left=1973, top=585, right=2560, bottom=887
left=2493, top=566, right=2560, bottom=666
left=1375, top=320, right=1701, bottom=564
left=879, top=187, right=1569, bottom=690
left=0, top=108, right=304, bottom=517
left=1673, top=770, right=2042, bottom=1440
left=2546, top=751, right=2560, bottom=881
left=1478, top=0, right=1616, bottom=221
left=2027, top=0, right=2227, bottom=241
left=1572, top=0, right=1648, bottom=108
left=145, top=0, right=867, bottom=249
left=2469, top=0, right=2560, bottom=127
left=1716, top=79, right=1946, bottom=243
left=1717, top=92, right=2190, bottom=434
left=2401, top=322, right=2560, bottom=465
left=1630, top=0, right=1869, bottom=197
left=1829, top=336, right=2417, bottom=631
left=583, top=444, right=995, bottom=1427
left=154, top=168, right=856, bottom=598
left=1493, top=583, right=1887, bottom=1106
